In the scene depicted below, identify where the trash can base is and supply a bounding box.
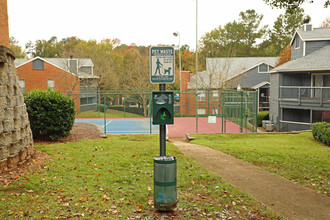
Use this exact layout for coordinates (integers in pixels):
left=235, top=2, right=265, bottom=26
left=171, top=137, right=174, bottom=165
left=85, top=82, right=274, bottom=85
left=155, top=201, right=177, bottom=211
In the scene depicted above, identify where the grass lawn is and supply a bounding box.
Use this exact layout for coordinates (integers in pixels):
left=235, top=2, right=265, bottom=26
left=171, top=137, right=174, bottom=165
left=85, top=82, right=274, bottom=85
left=191, top=132, right=330, bottom=196
left=76, top=109, right=143, bottom=118
left=0, top=135, right=282, bottom=219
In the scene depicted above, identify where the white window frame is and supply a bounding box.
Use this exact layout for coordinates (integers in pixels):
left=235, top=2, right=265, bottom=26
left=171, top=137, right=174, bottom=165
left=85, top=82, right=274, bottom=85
left=47, top=80, right=55, bottom=90
left=295, top=37, right=300, bottom=49
left=212, top=90, right=219, bottom=101
left=197, top=91, right=206, bottom=102
left=212, top=108, right=219, bottom=115
left=197, top=108, right=206, bottom=115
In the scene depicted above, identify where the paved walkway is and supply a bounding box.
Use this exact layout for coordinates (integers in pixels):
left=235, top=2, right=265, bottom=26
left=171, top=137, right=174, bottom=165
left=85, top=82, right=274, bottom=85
left=170, top=139, right=330, bottom=220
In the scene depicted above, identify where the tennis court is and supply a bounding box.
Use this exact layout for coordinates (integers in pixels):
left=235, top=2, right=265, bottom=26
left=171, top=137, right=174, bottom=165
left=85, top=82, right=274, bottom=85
left=75, top=117, right=249, bottom=137
left=75, top=118, right=159, bottom=134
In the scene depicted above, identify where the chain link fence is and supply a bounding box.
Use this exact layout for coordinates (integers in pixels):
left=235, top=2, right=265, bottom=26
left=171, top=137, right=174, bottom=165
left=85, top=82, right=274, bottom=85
left=71, top=89, right=257, bottom=134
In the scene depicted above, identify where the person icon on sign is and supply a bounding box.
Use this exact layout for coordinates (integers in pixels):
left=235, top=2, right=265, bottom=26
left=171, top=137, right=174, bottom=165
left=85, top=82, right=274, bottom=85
left=154, top=59, right=163, bottom=75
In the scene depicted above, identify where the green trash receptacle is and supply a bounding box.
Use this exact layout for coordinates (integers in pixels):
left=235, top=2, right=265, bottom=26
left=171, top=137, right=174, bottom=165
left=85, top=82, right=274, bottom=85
left=154, top=156, right=177, bottom=211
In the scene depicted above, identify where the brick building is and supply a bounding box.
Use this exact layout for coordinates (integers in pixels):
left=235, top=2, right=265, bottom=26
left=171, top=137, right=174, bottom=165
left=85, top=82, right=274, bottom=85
left=180, top=71, right=222, bottom=115
left=14, top=57, right=99, bottom=113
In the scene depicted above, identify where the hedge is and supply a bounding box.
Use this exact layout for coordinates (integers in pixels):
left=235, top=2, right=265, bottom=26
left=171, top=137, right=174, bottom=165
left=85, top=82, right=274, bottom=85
left=257, top=111, right=269, bottom=127
left=312, top=122, right=330, bottom=146
left=24, top=89, right=76, bottom=141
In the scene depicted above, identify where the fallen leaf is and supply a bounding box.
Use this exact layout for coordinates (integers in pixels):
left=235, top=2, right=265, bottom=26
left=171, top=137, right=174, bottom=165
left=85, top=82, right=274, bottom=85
left=102, top=194, right=110, bottom=201
left=79, top=197, right=88, bottom=202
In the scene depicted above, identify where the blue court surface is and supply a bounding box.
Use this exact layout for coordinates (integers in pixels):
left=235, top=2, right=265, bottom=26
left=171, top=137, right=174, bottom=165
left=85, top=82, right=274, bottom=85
left=75, top=118, right=159, bottom=134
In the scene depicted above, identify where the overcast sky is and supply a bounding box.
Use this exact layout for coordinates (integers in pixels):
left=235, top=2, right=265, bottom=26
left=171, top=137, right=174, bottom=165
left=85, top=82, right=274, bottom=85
left=8, top=0, right=330, bottom=50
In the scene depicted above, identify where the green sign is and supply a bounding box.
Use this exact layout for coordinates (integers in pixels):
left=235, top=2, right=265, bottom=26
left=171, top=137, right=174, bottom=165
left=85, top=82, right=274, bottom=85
left=152, top=91, right=174, bottom=125
left=150, top=46, right=175, bottom=84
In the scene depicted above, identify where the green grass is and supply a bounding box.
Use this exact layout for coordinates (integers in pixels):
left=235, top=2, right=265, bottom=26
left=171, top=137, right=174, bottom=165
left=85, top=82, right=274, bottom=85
left=0, top=135, right=281, bottom=219
left=76, top=109, right=143, bottom=118
left=191, top=132, right=330, bottom=196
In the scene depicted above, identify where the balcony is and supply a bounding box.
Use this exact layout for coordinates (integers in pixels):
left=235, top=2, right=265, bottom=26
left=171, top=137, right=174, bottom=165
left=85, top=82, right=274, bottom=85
left=279, top=86, right=330, bottom=109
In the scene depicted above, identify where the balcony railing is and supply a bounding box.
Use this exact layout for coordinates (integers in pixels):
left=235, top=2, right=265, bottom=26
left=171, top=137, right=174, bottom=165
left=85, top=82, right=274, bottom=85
left=280, top=86, right=330, bottom=105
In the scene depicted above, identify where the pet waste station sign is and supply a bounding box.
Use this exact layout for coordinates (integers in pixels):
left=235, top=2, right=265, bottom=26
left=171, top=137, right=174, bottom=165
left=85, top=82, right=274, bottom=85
left=150, top=46, right=175, bottom=84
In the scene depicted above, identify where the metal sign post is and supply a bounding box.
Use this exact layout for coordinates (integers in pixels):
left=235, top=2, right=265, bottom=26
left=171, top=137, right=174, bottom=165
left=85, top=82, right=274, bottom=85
left=150, top=46, right=177, bottom=211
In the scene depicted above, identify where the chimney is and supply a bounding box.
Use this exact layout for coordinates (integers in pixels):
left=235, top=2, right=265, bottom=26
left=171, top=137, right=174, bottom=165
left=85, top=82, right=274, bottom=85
left=303, top=19, right=313, bottom=31
left=0, top=0, right=10, bottom=47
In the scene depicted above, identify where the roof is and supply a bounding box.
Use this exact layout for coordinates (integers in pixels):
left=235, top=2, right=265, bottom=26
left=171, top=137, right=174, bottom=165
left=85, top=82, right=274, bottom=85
left=187, top=57, right=278, bottom=89
left=14, top=57, right=99, bottom=79
left=290, top=27, right=330, bottom=45
left=251, top=81, right=270, bottom=90
left=206, top=57, right=278, bottom=79
left=270, top=44, right=330, bottom=73
left=188, top=70, right=223, bottom=90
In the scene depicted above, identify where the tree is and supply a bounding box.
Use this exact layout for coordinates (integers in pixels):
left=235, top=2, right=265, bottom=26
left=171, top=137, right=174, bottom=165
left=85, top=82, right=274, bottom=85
left=238, top=9, right=268, bottom=56
left=120, top=46, right=154, bottom=116
left=27, top=36, right=64, bottom=58
left=199, top=9, right=267, bottom=65
left=276, top=46, right=291, bottom=66
left=268, top=7, right=307, bottom=55
left=263, top=0, right=329, bottom=10
left=320, top=17, right=330, bottom=27
left=9, top=37, right=26, bottom=58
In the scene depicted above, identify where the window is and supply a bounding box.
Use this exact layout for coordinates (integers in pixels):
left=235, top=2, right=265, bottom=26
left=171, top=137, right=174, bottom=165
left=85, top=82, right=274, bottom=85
left=213, top=90, right=219, bottom=101
left=295, top=37, right=300, bottom=49
left=197, top=109, right=206, bottom=115
left=19, top=80, right=25, bottom=93
left=258, top=64, right=268, bottom=73
left=313, top=110, right=330, bottom=123
left=212, top=109, right=219, bottom=115
left=33, top=59, right=44, bottom=70
left=197, top=91, right=206, bottom=102
left=47, top=80, right=55, bottom=90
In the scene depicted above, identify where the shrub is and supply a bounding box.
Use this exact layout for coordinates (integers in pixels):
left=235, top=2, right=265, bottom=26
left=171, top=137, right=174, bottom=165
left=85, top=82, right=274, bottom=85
left=98, top=104, right=106, bottom=112
left=24, top=89, right=76, bottom=141
left=257, top=111, right=269, bottom=127
left=312, top=122, right=330, bottom=146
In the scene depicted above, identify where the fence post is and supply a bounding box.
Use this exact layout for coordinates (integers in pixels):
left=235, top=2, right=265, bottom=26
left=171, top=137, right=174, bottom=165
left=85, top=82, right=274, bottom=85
left=196, top=90, right=198, bottom=133
left=104, top=95, right=107, bottom=134
left=240, top=91, right=243, bottom=133
left=255, top=91, right=258, bottom=132
left=97, top=91, right=100, bottom=118
left=150, top=91, right=152, bottom=134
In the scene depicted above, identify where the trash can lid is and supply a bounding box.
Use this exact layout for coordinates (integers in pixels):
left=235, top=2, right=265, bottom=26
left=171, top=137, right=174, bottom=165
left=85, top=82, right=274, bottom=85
left=154, top=156, right=175, bottom=161
left=154, top=156, right=176, bottom=163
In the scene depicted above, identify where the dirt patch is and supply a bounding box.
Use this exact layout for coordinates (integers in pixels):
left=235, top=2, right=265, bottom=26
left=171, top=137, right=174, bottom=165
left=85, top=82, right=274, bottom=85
left=34, top=122, right=105, bottom=144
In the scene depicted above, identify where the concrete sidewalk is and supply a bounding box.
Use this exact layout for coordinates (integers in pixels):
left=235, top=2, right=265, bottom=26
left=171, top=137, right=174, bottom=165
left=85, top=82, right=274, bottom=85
left=170, top=139, right=330, bottom=220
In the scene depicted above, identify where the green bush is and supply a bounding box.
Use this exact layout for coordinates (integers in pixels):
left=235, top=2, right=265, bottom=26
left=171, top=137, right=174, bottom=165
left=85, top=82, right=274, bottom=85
left=24, top=89, right=76, bottom=141
left=257, top=111, right=269, bottom=127
left=98, top=104, right=106, bottom=112
left=312, top=122, right=330, bottom=146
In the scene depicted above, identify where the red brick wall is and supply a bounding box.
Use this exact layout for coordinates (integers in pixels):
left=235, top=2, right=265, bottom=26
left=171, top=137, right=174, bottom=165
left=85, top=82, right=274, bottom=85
left=180, top=71, right=222, bottom=115
left=0, top=0, right=10, bottom=47
left=16, top=60, right=81, bottom=113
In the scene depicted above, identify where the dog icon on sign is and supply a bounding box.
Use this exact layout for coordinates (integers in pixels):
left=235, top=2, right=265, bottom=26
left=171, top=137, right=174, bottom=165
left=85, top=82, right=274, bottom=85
left=164, top=67, right=171, bottom=75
